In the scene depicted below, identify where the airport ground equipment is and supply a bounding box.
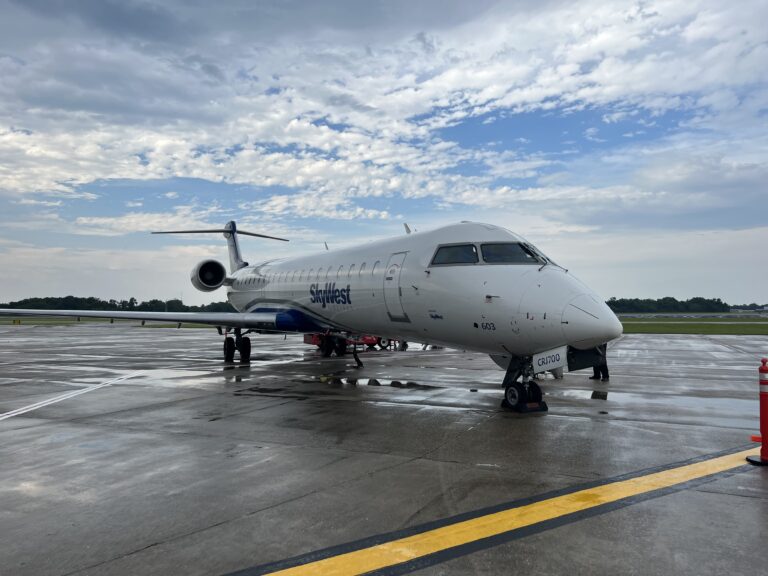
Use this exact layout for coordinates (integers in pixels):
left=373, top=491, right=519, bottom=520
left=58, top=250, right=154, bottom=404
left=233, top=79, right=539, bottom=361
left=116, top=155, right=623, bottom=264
left=304, top=333, right=382, bottom=355
left=747, top=358, right=768, bottom=466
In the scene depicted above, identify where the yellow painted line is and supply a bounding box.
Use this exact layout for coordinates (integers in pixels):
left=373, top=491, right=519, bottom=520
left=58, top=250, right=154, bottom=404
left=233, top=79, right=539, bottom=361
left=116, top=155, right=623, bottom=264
left=267, top=448, right=759, bottom=576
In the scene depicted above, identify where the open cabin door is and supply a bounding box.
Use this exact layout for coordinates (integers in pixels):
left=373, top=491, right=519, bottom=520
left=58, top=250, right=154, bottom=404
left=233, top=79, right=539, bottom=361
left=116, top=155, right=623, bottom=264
left=383, top=252, right=409, bottom=322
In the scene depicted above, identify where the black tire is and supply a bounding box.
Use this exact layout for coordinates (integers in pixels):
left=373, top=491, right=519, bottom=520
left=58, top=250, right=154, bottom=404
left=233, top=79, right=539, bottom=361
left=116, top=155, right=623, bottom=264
left=223, top=337, right=236, bottom=363
left=398, top=341, right=408, bottom=351
left=378, top=337, right=390, bottom=350
left=334, top=338, right=348, bottom=356
left=503, top=381, right=527, bottom=410
left=366, top=344, right=376, bottom=351
left=319, top=335, right=334, bottom=357
left=239, top=336, right=251, bottom=363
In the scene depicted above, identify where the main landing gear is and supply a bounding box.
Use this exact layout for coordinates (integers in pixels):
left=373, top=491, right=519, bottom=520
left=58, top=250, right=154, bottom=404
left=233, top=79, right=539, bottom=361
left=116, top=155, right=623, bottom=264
left=223, top=328, right=251, bottom=363
left=501, top=358, right=548, bottom=413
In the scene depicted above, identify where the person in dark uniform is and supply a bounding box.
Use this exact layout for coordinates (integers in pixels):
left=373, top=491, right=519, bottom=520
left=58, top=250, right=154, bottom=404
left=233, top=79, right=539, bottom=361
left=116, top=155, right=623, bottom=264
left=588, top=343, right=609, bottom=381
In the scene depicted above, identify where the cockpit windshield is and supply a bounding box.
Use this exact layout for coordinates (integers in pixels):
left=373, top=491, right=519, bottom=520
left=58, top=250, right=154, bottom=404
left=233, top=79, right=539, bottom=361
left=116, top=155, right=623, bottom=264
left=431, top=244, right=479, bottom=265
left=481, top=243, right=542, bottom=264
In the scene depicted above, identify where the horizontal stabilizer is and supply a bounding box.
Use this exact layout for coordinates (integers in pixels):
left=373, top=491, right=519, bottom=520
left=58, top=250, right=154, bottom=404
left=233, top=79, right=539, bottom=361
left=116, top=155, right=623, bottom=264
left=151, top=229, right=289, bottom=242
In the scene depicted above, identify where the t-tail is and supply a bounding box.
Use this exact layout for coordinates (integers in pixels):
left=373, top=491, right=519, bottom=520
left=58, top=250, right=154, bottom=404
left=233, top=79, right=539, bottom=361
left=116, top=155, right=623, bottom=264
left=151, top=221, right=289, bottom=273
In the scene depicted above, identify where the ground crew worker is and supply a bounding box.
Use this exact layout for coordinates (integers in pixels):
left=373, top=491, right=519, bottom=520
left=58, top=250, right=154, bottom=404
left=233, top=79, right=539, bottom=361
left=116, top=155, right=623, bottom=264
left=589, top=343, right=609, bottom=381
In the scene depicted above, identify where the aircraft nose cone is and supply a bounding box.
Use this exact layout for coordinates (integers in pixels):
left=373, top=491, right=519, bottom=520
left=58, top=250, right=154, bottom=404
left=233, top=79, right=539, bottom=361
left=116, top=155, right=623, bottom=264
left=562, top=293, right=623, bottom=350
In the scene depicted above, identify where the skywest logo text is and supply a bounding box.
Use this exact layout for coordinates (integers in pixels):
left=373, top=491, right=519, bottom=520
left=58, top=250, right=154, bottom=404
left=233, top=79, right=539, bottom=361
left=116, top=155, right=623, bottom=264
left=310, top=283, right=352, bottom=308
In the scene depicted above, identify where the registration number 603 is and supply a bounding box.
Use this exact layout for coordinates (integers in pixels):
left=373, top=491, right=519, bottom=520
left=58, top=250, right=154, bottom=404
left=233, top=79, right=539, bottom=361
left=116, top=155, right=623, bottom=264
left=481, top=322, right=496, bottom=331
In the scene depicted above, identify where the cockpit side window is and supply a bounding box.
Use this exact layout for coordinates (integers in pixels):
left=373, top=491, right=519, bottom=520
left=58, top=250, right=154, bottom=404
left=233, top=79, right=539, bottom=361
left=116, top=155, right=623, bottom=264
left=481, top=243, right=541, bottom=264
left=431, top=244, right=479, bottom=265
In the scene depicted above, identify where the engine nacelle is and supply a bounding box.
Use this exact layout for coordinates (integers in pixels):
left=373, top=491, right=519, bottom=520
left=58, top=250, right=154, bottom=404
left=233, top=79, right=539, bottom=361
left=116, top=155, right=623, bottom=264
left=190, top=259, right=227, bottom=292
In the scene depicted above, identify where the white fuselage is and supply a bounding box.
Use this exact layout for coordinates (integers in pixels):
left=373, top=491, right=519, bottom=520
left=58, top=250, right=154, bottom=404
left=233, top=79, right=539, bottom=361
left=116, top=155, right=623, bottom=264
left=224, top=222, right=622, bottom=358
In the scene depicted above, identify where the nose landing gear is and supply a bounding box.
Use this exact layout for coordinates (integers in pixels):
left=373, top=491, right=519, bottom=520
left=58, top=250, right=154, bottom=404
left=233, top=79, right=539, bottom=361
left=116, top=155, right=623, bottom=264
left=501, top=359, right=548, bottom=413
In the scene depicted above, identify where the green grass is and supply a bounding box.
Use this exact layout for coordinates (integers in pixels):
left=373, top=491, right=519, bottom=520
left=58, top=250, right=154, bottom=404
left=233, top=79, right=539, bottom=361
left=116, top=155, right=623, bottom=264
left=618, top=316, right=767, bottom=322
left=621, top=322, right=768, bottom=335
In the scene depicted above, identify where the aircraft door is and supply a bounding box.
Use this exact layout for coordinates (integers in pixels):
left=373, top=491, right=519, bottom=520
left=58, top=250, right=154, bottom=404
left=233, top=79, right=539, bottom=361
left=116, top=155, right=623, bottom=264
left=384, top=252, right=409, bottom=322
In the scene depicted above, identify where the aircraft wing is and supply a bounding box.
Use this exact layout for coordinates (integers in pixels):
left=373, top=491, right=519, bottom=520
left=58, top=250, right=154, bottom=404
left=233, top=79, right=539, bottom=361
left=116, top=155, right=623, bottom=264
left=0, top=308, right=279, bottom=330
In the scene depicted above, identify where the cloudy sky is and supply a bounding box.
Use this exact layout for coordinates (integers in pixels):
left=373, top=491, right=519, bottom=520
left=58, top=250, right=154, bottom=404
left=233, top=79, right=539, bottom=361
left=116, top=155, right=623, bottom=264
left=0, top=0, right=766, bottom=305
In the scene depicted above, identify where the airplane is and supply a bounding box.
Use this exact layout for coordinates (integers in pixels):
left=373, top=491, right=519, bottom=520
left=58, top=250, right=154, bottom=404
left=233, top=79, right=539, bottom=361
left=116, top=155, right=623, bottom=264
left=0, top=221, right=623, bottom=412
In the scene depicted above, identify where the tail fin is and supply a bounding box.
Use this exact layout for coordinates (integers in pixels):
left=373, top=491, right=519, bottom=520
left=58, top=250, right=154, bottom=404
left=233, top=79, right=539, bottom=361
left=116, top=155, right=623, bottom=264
left=223, top=221, right=247, bottom=272
left=151, top=221, right=289, bottom=273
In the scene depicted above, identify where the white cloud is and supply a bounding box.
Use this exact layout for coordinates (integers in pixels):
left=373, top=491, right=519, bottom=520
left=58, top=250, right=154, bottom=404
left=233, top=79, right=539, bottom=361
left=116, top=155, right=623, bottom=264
left=542, top=227, right=768, bottom=304
left=0, top=0, right=764, bottom=214
left=0, top=242, right=229, bottom=305
left=15, top=198, right=62, bottom=207
left=73, top=205, right=221, bottom=236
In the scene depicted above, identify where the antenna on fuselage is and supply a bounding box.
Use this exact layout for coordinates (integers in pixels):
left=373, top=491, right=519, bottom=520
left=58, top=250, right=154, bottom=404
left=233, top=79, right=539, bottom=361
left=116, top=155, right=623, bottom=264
left=404, top=223, right=411, bottom=234
left=324, top=241, right=329, bottom=251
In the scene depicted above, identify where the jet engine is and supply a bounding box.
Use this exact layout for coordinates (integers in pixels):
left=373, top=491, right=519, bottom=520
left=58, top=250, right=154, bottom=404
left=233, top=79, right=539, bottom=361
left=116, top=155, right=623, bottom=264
left=190, top=260, right=227, bottom=292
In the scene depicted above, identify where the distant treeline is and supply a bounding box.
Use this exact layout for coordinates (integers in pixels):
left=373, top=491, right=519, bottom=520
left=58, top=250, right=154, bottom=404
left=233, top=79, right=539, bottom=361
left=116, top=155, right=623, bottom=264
left=1, top=295, right=765, bottom=314
left=0, top=296, right=234, bottom=313
left=607, top=297, right=734, bottom=313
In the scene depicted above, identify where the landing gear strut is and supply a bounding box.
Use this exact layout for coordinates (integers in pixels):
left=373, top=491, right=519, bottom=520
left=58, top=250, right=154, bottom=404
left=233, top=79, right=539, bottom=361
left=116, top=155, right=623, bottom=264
left=501, top=358, right=548, bottom=413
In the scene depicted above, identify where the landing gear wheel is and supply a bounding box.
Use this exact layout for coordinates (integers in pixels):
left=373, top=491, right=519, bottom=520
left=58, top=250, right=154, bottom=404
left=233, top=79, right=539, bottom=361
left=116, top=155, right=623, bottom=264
left=319, top=335, right=334, bottom=357
left=502, top=381, right=527, bottom=410
left=397, top=340, right=408, bottom=351
left=223, top=337, right=236, bottom=363
left=377, top=337, right=390, bottom=350
left=238, top=336, right=251, bottom=363
left=334, top=338, right=348, bottom=356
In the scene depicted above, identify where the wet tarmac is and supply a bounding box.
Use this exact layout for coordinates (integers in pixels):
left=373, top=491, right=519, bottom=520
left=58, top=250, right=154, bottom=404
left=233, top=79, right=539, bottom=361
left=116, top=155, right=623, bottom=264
left=1, top=325, right=766, bottom=575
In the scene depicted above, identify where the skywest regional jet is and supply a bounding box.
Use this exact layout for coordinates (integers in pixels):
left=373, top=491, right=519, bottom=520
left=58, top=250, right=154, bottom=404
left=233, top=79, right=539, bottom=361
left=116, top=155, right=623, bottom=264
left=0, top=221, right=622, bottom=411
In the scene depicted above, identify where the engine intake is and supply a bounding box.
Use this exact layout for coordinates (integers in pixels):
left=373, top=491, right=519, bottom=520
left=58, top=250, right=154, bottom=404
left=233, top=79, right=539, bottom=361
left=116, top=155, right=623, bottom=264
left=191, top=259, right=227, bottom=292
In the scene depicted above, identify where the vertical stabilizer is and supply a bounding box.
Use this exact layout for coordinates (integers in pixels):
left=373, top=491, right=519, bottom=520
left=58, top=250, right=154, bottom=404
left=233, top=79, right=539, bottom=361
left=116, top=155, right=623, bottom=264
left=223, top=221, right=248, bottom=272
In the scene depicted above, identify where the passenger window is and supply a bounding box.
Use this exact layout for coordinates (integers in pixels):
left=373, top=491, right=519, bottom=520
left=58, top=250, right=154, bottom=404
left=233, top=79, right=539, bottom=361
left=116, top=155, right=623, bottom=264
left=371, top=261, right=380, bottom=276
left=348, top=264, right=356, bottom=278
left=359, top=263, right=366, bottom=276
left=431, top=244, right=479, bottom=265
left=326, top=267, right=332, bottom=280
left=308, top=268, right=314, bottom=281
left=337, top=265, right=344, bottom=278
left=316, top=267, right=323, bottom=280
left=481, top=243, right=540, bottom=264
